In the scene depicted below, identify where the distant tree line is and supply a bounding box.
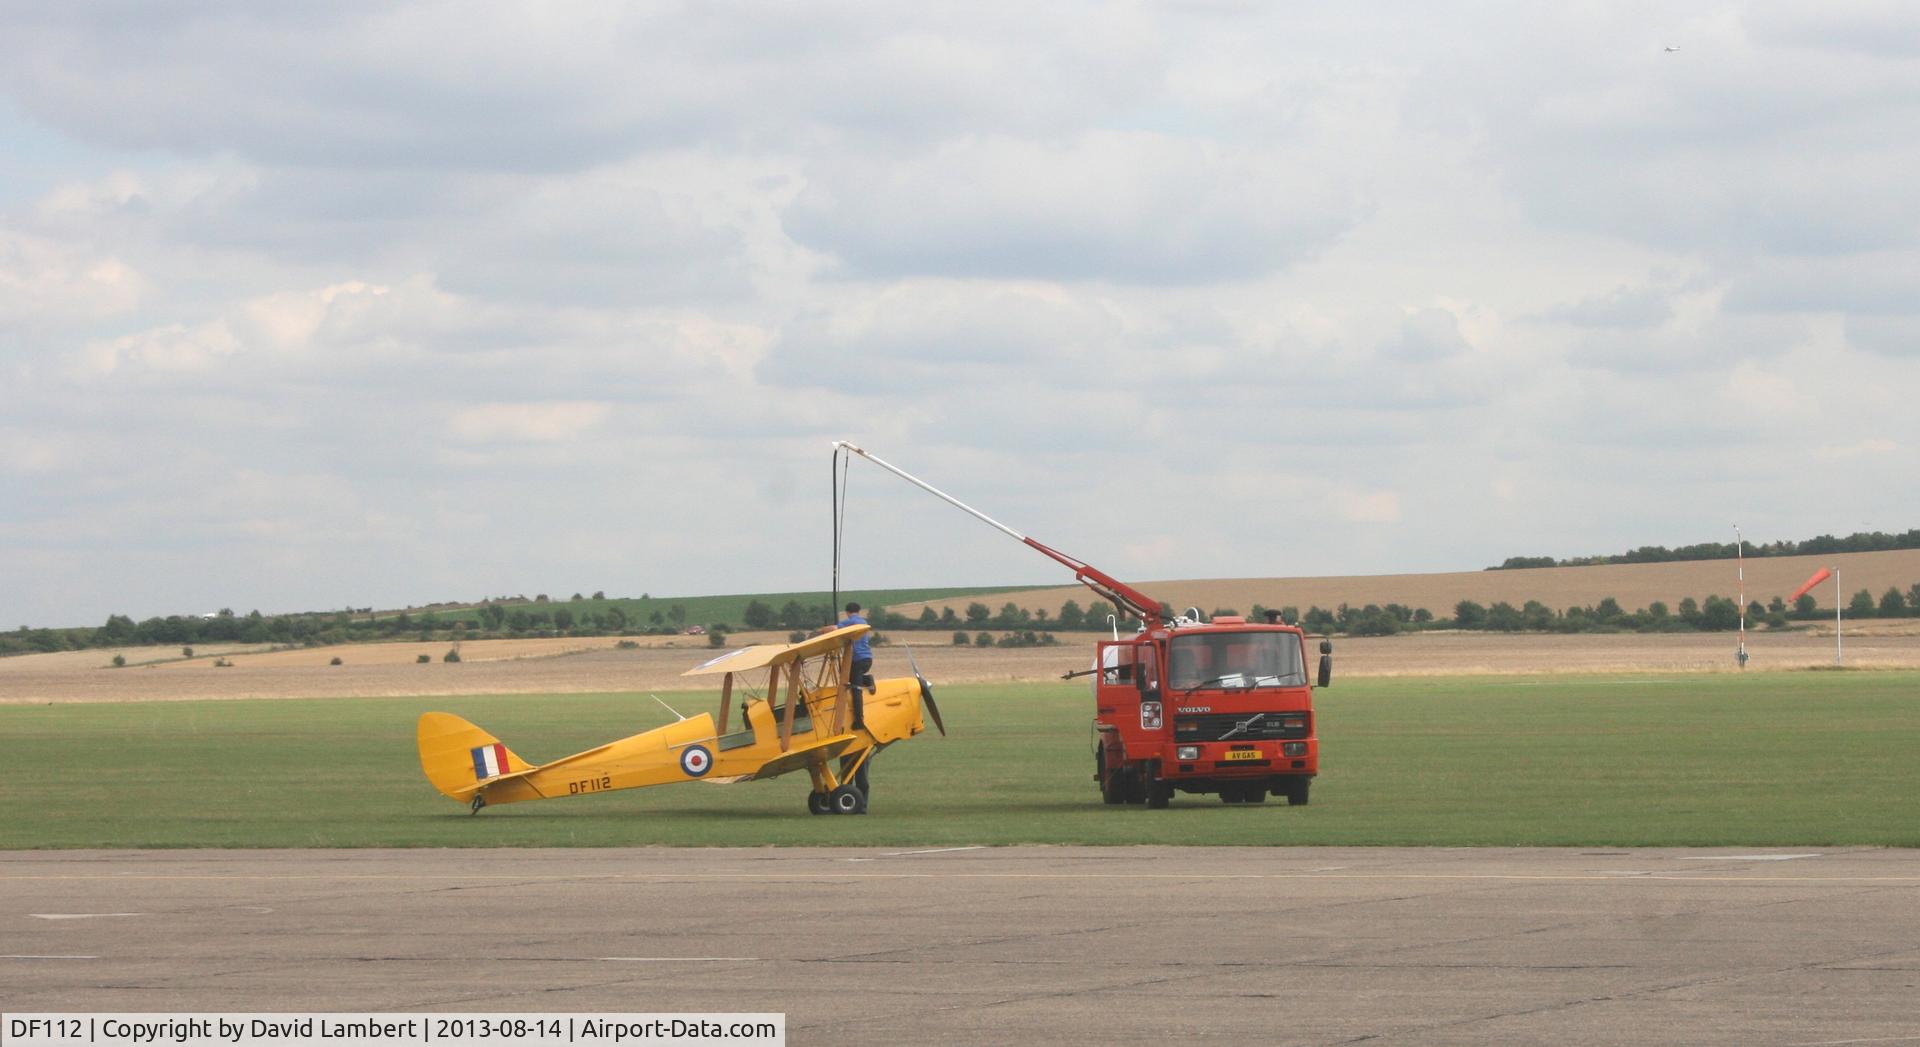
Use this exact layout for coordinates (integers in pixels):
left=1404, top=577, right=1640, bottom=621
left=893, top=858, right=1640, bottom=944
left=1298, top=583, right=1920, bottom=636
left=1490, top=529, right=1920, bottom=570
left=0, top=599, right=721, bottom=658
left=752, top=597, right=1155, bottom=636
left=13, top=582, right=1920, bottom=659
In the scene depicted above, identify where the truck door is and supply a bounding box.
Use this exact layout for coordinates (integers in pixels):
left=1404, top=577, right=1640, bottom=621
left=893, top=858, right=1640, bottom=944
left=1094, top=640, right=1137, bottom=722
left=1135, top=642, right=1162, bottom=730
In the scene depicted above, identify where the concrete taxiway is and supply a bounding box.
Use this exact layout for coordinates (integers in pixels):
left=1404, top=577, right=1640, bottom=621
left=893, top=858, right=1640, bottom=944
left=4, top=847, right=1918, bottom=1045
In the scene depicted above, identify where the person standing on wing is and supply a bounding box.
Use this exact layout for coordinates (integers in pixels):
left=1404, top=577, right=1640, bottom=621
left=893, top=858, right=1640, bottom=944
left=841, top=602, right=873, bottom=728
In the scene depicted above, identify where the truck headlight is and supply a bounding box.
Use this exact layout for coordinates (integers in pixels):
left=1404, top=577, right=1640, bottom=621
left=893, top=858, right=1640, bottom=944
left=1282, top=742, right=1307, bottom=757
left=1176, top=745, right=1199, bottom=761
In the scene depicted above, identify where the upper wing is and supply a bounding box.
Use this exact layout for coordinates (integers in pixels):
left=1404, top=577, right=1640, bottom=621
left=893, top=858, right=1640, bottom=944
left=681, top=623, right=869, bottom=677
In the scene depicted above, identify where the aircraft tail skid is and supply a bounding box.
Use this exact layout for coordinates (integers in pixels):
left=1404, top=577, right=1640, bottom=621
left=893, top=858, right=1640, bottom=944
left=416, top=711, right=535, bottom=799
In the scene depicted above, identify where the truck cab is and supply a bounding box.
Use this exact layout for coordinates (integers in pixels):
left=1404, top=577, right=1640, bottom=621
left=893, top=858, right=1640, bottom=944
left=1093, top=616, right=1324, bottom=807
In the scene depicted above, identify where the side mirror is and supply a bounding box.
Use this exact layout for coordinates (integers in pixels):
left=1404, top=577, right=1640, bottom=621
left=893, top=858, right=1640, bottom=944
left=1317, top=654, right=1332, bottom=688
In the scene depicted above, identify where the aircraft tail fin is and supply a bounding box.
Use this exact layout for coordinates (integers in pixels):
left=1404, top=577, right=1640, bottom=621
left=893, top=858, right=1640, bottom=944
left=417, top=711, right=536, bottom=799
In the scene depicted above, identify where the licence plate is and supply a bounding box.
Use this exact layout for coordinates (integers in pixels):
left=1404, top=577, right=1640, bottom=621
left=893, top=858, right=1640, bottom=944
left=1221, top=749, right=1262, bottom=761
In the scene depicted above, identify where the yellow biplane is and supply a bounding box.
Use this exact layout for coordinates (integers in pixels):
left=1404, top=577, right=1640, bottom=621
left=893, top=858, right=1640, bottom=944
left=416, top=624, right=943, bottom=816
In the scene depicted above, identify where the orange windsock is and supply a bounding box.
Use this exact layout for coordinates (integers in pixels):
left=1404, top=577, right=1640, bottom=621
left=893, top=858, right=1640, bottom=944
left=1789, top=567, right=1833, bottom=603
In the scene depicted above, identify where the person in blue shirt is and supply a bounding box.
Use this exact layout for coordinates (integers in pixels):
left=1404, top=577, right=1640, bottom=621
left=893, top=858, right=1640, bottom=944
left=841, top=602, right=873, bottom=728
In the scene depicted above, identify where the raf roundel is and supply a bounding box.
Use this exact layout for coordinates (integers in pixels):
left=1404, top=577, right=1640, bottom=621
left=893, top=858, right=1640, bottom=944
left=679, top=744, right=713, bottom=778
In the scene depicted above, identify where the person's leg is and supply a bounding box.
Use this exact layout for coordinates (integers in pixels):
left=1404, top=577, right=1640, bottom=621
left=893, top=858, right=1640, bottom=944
left=849, top=657, right=872, bottom=728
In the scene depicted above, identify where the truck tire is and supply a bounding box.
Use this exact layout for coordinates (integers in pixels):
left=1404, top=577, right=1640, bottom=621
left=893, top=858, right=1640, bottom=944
left=1284, top=778, right=1310, bottom=806
left=1098, top=754, right=1125, bottom=805
left=1219, top=784, right=1243, bottom=804
left=1146, top=780, right=1173, bottom=809
left=1243, top=784, right=1267, bottom=804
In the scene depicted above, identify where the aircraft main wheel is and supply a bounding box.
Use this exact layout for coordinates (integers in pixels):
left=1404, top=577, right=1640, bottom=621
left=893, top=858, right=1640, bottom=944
left=808, top=791, right=832, bottom=816
left=829, top=784, right=867, bottom=815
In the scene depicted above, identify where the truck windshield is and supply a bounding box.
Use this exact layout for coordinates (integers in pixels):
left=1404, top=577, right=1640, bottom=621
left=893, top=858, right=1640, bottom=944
left=1168, top=632, right=1306, bottom=691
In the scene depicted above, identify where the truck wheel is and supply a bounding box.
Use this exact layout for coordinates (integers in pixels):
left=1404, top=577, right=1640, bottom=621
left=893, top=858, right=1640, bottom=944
left=1098, top=754, right=1124, bottom=805
left=1285, top=779, right=1311, bottom=806
left=1243, top=784, right=1267, bottom=804
left=1219, top=784, right=1242, bottom=804
left=1126, top=771, right=1148, bottom=805
left=1146, top=780, right=1172, bottom=809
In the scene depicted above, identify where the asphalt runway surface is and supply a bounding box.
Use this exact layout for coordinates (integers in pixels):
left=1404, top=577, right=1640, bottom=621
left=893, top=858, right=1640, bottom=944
left=5, top=847, right=1919, bottom=1045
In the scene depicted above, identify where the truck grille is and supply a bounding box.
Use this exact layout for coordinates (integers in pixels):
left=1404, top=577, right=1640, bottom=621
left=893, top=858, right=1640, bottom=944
left=1174, top=712, right=1309, bottom=742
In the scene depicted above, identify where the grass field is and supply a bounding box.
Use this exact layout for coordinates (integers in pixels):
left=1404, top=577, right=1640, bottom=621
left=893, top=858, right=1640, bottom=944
left=3, top=671, right=1916, bottom=849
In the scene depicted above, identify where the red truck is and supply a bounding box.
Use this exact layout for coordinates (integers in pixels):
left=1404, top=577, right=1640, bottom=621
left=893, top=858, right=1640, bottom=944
left=834, top=442, right=1329, bottom=808
left=1090, top=611, right=1327, bottom=807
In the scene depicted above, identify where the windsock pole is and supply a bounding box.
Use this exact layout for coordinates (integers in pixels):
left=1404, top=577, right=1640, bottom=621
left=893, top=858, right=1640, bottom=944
left=1790, top=565, right=1841, bottom=667
left=1835, top=568, right=1843, bottom=666
left=1735, top=525, right=1748, bottom=669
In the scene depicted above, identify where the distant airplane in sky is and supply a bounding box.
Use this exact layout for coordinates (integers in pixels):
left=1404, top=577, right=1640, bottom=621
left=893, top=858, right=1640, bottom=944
left=1665, top=46, right=1680, bottom=52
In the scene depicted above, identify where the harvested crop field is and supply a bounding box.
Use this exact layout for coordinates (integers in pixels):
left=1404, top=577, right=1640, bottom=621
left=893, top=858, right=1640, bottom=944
left=4, top=627, right=1919, bottom=704
left=149, top=632, right=719, bottom=668
left=0, top=643, right=276, bottom=672
left=890, top=547, right=1920, bottom=620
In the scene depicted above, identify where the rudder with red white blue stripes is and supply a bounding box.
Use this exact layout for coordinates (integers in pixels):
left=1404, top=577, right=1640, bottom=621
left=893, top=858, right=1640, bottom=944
left=471, top=742, right=510, bottom=780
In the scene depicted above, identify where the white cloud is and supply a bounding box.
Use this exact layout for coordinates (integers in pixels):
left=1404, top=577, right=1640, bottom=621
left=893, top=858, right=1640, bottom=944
left=447, top=401, right=611, bottom=443
left=1722, top=362, right=1813, bottom=418
left=1334, top=489, right=1401, bottom=525
left=0, top=4, right=1164, bottom=167
left=1844, top=314, right=1920, bottom=358
left=783, top=130, right=1363, bottom=283
left=762, top=279, right=1127, bottom=392
left=1379, top=307, right=1472, bottom=364
left=0, top=227, right=148, bottom=332
left=5, top=2, right=1920, bottom=624
left=1543, top=283, right=1674, bottom=329
left=68, top=281, right=396, bottom=378
left=0, top=430, right=77, bottom=473
left=79, top=320, right=240, bottom=375
left=1816, top=438, right=1898, bottom=459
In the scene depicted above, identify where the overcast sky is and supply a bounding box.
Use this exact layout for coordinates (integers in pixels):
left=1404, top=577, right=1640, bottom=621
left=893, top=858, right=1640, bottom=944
left=5, top=2, right=1919, bottom=626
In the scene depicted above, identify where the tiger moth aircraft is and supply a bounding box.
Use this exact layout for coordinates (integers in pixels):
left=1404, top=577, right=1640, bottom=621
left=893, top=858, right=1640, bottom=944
left=416, top=624, right=944, bottom=816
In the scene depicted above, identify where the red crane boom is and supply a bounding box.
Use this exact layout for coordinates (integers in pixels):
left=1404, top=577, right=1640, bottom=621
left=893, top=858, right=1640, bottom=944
left=832, top=441, right=1165, bottom=626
